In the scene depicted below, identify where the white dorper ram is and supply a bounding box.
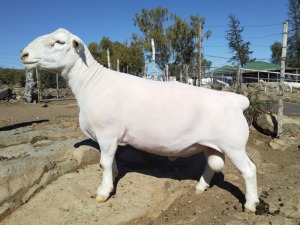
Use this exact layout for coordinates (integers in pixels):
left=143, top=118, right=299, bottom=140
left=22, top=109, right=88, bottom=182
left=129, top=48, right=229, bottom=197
left=21, top=28, right=259, bottom=212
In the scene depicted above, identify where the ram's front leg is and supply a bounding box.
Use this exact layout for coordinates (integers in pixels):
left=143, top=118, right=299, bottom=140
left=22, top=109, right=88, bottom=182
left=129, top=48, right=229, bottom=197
left=96, top=140, right=118, bottom=203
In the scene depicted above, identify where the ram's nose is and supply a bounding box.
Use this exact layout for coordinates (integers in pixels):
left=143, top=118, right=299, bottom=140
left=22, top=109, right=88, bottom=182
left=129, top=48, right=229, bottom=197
left=20, top=50, right=29, bottom=61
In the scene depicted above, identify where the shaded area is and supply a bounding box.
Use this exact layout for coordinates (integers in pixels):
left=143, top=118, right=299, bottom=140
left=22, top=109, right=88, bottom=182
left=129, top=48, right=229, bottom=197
left=74, top=138, right=100, bottom=150
left=252, top=113, right=278, bottom=138
left=75, top=139, right=246, bottom=207
left=210, top=172, right=246, bottom=206
left=0, top=120, right=49, bottom=132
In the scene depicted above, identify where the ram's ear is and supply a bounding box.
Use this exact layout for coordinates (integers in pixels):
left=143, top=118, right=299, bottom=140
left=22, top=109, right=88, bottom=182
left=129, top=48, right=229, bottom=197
left=72, top=36, right=84, bottom=54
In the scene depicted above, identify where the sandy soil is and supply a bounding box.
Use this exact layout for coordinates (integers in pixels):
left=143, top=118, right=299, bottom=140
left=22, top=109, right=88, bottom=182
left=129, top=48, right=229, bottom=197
left=0, top=96, right=299, bottom=225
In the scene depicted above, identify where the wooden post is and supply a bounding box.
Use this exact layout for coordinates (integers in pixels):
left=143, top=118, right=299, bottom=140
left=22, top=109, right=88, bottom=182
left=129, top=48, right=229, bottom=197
left=277, top=21, right=288, bottom=137
left=166, top=64, right=169, bottom=81
left=36, top=69, right=43, bottom=101
left=56, top=73, right=59, bottom=98
left=180, top=70, right=182, bottom=83
left=183, top=64, right=188, bottom=84
left=151, top=38, right=156, bottom=80
left=117, top=59, right=120, bottom=72
left=236, top=64, right=241, bottom=92
left=197, top=21, right=202, bottom=87
left=144, top=59, right=147, bottom=78
left=107, top=49, right=111, bottom=69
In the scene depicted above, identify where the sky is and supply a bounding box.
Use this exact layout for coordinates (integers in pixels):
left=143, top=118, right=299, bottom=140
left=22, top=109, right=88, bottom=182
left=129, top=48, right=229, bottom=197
left=0, top=0, right=289, bottom=73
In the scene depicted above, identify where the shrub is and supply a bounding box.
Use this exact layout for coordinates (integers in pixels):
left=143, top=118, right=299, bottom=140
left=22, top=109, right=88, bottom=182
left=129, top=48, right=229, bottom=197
left=242, top=87, right=276, bottom=126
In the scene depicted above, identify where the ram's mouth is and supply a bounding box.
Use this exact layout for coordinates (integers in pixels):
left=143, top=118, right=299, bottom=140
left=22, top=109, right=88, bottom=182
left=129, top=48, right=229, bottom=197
left=23, top=61, right=39, bottom=65
left=22, top=61, right=39, bottom=69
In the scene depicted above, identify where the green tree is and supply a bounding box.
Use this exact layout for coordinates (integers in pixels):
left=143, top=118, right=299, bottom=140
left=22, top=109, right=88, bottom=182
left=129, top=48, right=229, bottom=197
left=270, top=41, right=282, bottom=64
left=0, top=68, right=25, bottom=87
left=166, top=15, right=196, bottom=65
left=226, top=14, right=254, bottom=66
left=88, top=42, right=101, bottom=62
left=99, top=37, right=113, bottom=67
left=134, top=7, right=171, bottom=71
left=134, top=7, right=212, bottom=77
left=128, top=35, right=145, bottom=75
left=88, top=36, right=144, bottom=75
left=39, top=70, right=67, bottom=88
left=287, top=0, right=300, bottom=67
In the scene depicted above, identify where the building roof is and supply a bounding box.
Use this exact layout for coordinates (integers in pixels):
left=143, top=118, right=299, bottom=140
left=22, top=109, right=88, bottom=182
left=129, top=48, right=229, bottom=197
left=213, top=65, right=237, bottom=74
left=242, top=61, right=281, bottom=70
left=213, top=61, right=296, bottom=76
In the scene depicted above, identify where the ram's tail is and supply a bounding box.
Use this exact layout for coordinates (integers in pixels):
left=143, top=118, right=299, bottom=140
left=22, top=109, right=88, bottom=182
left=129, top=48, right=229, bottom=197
left=237, top=94, right=250, bottom=111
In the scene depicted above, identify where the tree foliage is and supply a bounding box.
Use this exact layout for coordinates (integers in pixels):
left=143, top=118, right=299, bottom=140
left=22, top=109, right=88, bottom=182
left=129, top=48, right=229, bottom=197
left=0, top=68, right=67, bottom=88
left=39, top=70, right=67, bottom=88
left=167, top=15, right=198, bottom=65
left=270, top=41, right=282, bottom=64
left=133, top=7, right=170, bottom=71
left=226, top=14, right=254, bottom=66
left=287, top=0, right=300, bottom=67
left=134, top=7, right=212, bottom=77
left=88, top=36, right=145, bottom=75
left=0, top=68, right=25, bottom=87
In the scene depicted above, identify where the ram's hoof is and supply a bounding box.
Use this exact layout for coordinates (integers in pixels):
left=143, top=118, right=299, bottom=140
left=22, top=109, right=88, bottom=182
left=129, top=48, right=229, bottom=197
left=96, top=195, right=107, bottom=203
left=244, top=200, right=259, bottom=213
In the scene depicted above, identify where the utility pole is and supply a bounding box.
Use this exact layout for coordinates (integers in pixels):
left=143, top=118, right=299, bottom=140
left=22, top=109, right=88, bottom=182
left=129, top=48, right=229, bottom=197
left=277, top=21, right=288, bottom=137
left=197, top=21, right=202, bottom=87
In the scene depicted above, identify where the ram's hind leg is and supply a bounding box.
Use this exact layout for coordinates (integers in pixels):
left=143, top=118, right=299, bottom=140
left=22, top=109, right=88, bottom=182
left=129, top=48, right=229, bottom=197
left=195, top=147, right=225, bottom=194
left=225, top=149, right=259, bottom=212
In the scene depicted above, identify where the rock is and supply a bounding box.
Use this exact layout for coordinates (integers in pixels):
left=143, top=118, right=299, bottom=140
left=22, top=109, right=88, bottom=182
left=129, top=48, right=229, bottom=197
left=255, top=114, right=277, bottom=136
left=255, top=114, right=300, bottom=137
left=253, top=139, right=264, bottom=146
left=283, top=123, right=300, bottom=136
left=0, top=87, right=12, bottom=100
left=72, top=146, right=99, bottom=167
left=269, top=136, right=296, bottom=151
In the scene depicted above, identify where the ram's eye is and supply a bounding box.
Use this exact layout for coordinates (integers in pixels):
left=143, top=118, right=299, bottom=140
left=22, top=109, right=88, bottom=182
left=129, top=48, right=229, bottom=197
left=55, top=40, right=65, bottom=45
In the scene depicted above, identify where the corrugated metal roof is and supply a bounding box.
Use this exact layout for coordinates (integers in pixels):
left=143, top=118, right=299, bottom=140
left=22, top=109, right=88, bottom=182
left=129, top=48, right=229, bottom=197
left=213, top=65, right=237, bottom=74
left=214, top=61, right=282, bottom=74
left=242, top=61, right=281, bottom=70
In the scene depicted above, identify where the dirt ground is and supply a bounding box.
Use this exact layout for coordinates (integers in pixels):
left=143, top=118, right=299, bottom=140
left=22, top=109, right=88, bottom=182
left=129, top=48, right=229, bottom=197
left=0, top=95, right=299, bottom=225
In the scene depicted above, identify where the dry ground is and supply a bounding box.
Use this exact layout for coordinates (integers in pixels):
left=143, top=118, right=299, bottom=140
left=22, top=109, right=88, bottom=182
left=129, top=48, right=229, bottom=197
left=0, top=95, right=299, bottom=225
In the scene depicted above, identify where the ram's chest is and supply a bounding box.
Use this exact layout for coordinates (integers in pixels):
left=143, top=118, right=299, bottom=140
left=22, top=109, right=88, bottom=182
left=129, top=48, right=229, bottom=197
left=78, top=104, right=124, bottom=143
left=78, top=110, right=100, bottom=141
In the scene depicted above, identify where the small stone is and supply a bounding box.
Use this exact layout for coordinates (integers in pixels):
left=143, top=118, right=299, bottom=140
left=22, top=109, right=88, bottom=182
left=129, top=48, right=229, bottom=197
left=60, top=202, right=71, bottom=211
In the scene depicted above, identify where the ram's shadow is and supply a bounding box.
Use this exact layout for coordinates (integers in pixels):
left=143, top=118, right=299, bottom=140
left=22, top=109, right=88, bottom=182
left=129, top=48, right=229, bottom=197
left=75, top=139, right=246, bottom=206
left=0, top=119, right=49, bottom=131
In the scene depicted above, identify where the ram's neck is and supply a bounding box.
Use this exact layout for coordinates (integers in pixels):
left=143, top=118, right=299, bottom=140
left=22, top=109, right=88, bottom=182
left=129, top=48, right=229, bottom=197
left=66, top=46, right=107, bottom=106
